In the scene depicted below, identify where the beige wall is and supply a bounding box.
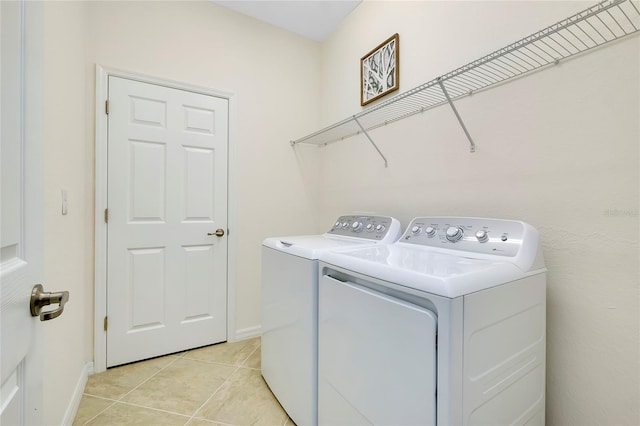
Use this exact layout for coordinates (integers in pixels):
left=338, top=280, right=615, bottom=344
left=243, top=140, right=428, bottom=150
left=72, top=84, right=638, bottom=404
left=308, top=1, right=639, bottom=425
left=85, top=0, right=321, bottom=338
left=42, top=1, right=90, bottom=423
left=41, top=1, right=639, bottom=424
left=41, top=1, right=321, bottom=423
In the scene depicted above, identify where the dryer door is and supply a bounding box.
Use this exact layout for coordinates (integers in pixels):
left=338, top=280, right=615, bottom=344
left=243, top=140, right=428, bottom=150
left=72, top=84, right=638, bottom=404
left=319, top=274, right=437, bottom=426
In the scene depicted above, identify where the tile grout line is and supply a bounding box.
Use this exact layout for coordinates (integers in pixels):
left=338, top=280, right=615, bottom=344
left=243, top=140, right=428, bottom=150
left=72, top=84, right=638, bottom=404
left=187, top=365, right=242, bottom=425
left=239, top=341, right=261, bottom=367
left=80, top=393, right=120, bottom=404
left=79, top=356, right=182, bottom=425
left=238, top=342, right=290, bottom=425
left=103, top=399, right=193, bottom=421
left=78, top=395, right=118, bottom=426
left=180, top=355, right=247, bottom=370
left=81, top=392, right=196, bottom=425
left=240, top=366, right=261, bottom=371
left=181, top=338, right=261, bottom=370
left=79, top=341, right=261, bottom=425
left=186, top=339, right=260, bottom=425
left=191, top=419, right=237, bottom=426
left=118, top=355, right=181, bottom=401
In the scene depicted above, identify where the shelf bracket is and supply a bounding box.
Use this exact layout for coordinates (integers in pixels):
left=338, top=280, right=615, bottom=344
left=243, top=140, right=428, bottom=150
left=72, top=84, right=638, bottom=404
left=438, top=78, right=476, bottom=153
left=353, top=116, right=388, bottom=167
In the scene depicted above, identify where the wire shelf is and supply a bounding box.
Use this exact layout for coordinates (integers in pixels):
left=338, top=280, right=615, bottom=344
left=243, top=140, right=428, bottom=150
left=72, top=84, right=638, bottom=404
left=291, top=0, right=640, bottom=156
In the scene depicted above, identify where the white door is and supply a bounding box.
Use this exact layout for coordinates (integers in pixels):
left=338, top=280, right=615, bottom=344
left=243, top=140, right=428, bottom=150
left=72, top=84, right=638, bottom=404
left=106, top=76, right=228, bottom=367
left=1, top=1, right=45, bottom=424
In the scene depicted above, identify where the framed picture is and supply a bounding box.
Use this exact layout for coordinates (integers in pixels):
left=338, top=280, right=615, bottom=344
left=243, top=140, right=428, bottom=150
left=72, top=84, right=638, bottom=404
left=361, top=33, right=399, bottom=106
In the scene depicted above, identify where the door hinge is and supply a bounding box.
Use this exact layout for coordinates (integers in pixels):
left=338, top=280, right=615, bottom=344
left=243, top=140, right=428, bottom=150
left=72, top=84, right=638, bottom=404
left=104, top=316, right=108, bottom=331
left=104, top=208, right=108, bottom=223
left=105, top=99, right=109, bottom=115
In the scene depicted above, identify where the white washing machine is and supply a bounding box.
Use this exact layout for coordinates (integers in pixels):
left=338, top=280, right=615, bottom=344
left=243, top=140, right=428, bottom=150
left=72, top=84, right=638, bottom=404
left=318, top=217, right=547, bottom=426
left=262, top=215, right=402, bottom=426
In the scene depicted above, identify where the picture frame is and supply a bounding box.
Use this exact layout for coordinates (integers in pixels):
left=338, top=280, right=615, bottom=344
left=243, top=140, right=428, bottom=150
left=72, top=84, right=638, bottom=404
left=360, top=33, right=400, bottom=106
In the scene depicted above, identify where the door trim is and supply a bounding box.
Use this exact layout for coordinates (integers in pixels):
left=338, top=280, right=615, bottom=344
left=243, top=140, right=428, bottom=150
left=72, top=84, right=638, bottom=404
left=94, top=65, right=238, bottom=373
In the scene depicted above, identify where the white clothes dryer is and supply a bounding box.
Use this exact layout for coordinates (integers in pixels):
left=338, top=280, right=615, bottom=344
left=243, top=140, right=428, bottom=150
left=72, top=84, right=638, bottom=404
left=261, top=215, right=402, bottom=426
left=318, top=217, right=547, bottom=426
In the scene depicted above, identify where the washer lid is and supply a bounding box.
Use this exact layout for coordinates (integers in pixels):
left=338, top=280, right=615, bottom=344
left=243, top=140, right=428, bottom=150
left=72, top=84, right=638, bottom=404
left=319, top=244, right=537, bottom=298
left=263, top=235, right=385, bottom=260
left=262, top=215, right=402, bottom=260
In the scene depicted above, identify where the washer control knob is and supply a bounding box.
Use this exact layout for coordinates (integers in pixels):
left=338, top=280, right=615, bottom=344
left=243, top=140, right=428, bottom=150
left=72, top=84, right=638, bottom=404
left=335, top=221, right=341, bottom=229
left=375, top=224, right=386, bottom=233
left=411, top=226, right=422, bottom=235
left=366, top=223, right=375, bottom=232
left=351, top=221, right=362, bottom=231
left=475, top=230, right=489, bottom=243
left=445, top=226, right=463, bottom=242
left=425, top=226, right=436, bottom=237
left=501, top=234, right=508, bottom=242
left=341, top=222, right=349, bottom=229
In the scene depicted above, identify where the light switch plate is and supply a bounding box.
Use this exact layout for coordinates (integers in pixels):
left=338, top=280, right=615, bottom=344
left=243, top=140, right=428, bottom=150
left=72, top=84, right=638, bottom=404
left=61, top=189, right=68, bottom=215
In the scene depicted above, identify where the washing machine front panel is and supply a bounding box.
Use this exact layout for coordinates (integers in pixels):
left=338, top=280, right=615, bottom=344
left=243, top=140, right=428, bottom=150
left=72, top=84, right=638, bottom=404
left=262, top=246, right=318, bottom=426
left=319, top=275, right=437, bottom=426
left=316, top=217, right=546, bottom=426
left=261, top=214, right=403, bottom=426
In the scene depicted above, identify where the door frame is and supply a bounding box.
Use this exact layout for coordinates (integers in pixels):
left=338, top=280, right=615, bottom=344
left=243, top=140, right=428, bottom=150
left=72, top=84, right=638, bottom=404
left=94, top=65, right=237, bottom=373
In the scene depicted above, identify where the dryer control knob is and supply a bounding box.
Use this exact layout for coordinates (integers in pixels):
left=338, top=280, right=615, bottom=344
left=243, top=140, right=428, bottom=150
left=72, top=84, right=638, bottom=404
left=335, top=221, right=341, bottom=228
left=366, top=223, right=375, bottom=232
left=341, top=222, right=349, bottom=229
left=411, top=226, right=422, bottom=235
left=475, top=230, right=489, bottom=243
left=425, top=226, right=436, bottom=237
left=446, top=227, right=463, bottom=242
left=375, top=224, right=386, bottom=233
left=351, top=221, right=362, bottom=231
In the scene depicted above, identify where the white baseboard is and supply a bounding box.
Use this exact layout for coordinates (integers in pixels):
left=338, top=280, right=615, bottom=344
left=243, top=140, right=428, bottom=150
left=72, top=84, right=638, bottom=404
left=62, top=362, right=94, bottom=426
left=232, top=325, right=261, bottom=341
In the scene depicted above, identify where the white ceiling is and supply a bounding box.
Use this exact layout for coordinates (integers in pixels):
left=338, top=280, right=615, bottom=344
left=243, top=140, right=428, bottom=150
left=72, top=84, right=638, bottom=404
left=212, top=0, right=362, bottom=42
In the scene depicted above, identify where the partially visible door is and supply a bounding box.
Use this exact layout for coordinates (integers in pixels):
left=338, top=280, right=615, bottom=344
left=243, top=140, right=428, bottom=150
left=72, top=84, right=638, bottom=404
left=1, top=1, right=44, bottom=424
left=106, top=76, right=228, bottom=367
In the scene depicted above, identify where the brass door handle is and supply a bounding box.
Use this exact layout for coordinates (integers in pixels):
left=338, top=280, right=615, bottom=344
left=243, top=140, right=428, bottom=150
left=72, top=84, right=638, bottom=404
left=207, top=229, right=225, bottom=237
left=30, top=284, right=70, bottom=321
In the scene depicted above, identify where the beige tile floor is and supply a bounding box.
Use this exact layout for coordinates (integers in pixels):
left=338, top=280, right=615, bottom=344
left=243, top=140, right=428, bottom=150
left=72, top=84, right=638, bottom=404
left=73, top=337, right=295, bottom=426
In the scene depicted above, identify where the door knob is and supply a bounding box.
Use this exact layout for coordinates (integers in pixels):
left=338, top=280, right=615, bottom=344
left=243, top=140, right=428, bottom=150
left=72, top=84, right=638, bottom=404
left=207, top=229, right=225, bottom=237
left=30, top=284, right=69, bottom=321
